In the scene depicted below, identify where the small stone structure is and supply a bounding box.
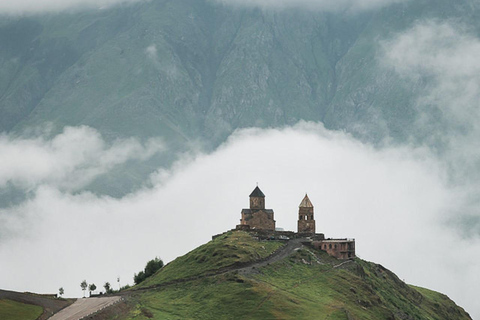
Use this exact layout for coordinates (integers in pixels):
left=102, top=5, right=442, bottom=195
left=297, top=194, right=316, bottom=234
left=312, top=239, right=356, bottom=260
left=235, top=186, right=356, bottom=260
left=239, top=186, right=276, bottom=231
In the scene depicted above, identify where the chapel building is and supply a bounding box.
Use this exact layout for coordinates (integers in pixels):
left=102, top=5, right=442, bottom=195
left=239, top=186, right=276, bottom=231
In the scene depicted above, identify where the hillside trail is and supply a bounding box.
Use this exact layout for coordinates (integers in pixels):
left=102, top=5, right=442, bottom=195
left=47, top=296, right=122, bottom=320
left=48, top=238, right=306, bottom=319
left=236, top=238, right=305, bottom=275
left=129, top=238, right=308, bottom=292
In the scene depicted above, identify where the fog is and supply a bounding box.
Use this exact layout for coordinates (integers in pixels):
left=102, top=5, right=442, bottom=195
left=0, top=126, right=164, bottom=192
left=382, top=20, right=480, bottom=237
left=0, top=123, right=478, bottom=317
left=0, top=0, right=409, bottom=16
left=212, top=0, right=409, bottom=12
left=0, top=0, right=144, bottom=15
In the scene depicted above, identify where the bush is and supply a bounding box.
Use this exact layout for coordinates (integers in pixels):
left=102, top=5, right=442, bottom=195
left=134, top=257, right=164, bottom=285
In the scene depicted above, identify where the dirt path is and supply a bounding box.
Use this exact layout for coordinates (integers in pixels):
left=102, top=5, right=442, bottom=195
left=236, top=239, right=305, bottom=275
left=48, top=296, right=122, bottom=320
left=123, top=238, right=308, bottom=294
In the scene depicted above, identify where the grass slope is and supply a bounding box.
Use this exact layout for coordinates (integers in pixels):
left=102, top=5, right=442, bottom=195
left=112, top=231, right=470, bottom=320
left=137, top=231, right=284, bottom=288
left=0, top=299, right=43, bottom=320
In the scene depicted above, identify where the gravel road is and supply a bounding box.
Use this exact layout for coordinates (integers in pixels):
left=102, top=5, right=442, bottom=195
left=48, top=296, right=122, bottom=320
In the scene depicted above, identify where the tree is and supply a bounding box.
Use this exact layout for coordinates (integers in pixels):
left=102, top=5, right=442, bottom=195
left=134, top=257, right=164, bottom=285
left=89, top=283, right=97, bottom=296
left=80, top=280, right=88, bottom=297
left=144, top=257, right=164, bottom=277
left=134, top=271, right=146, bottom=285
left=104, top=282, right=112, bottom=294
left=58, top=287, right=64, bottom=298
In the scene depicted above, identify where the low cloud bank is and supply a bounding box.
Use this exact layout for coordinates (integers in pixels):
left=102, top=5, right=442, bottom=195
left=0, top=0, right=144, bottom=15
left=0, top=123, right=478, bottom=318
left=0, top=126, right=164, bottom=191
left=212, top=0, right=409, bottom=12
left=382, top=20, right=480, bottom=237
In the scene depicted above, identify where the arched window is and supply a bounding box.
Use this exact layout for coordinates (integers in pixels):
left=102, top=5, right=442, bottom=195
left=329, top=244, right=332, bottom=249
left=299, top=215, right=303, bottom=220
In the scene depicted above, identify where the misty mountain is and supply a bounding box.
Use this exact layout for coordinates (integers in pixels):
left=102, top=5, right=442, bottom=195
left=0, top=0, right=475, bottom=141
left=2, top=0, right=480, bottom=197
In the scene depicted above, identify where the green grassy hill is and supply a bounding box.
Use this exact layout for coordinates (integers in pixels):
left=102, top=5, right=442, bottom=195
left=0, top=289, right=74, bottom=320
left=0, top=299, right=42, bottom=320
left=101, top=231, right=471, bottom=319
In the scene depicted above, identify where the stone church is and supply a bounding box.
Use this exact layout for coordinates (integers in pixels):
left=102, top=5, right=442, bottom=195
left=239, top=186, right=276, bottom=230
left=236, top=186, right=356, bottom=260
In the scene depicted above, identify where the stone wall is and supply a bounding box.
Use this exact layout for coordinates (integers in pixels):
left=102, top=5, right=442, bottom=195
left=248, top=210, right=275, bottom=230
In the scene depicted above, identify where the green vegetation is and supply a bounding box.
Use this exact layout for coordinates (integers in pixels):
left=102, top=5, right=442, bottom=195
left=138, top=231, right=284, bottom=288
left=116, top=231, right=470, bottom=320
left=80, top=280, right=88, bottom=297
left=89, top=283, right=97, bottom=295
left=134, top=257, right=164, bottom=285
left=0, top=299, right=43, bottom=320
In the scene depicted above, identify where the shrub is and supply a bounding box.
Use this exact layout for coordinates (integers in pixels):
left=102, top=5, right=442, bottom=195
left=134, top=257, right=164, bottom=285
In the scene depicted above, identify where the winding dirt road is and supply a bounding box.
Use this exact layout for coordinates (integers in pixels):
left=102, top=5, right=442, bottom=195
left=48, top=296, right=122, bottom=320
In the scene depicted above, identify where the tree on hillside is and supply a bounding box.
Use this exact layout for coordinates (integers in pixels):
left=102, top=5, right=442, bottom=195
left=80, top=280, right=88, bottom=297
left=134, top=257, right=164, bottom=285
left=58, top=287, right=64, bottom=298
left=89, top=283, right=97, bottom=296
left=104, top=282, right=112, bottom=294
left=145, top=257, right=164, bottom=276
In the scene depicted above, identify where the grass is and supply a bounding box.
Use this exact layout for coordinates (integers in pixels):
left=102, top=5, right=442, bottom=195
left=0, top=299, right=43, bottom=320
left=114, top=232, right=471, bottom=319
left=137, top=231, right=284, bottom=288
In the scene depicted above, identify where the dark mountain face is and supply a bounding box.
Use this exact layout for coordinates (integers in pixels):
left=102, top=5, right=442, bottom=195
left=1, top=0, right=475, bottom=145
left=1, top=0, right=480, bottom=196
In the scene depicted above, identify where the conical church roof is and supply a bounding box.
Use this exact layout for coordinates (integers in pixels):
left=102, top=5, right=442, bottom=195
left=249, top=186, right=265, bottom=197
left=299, top=194, right=313, bottom=207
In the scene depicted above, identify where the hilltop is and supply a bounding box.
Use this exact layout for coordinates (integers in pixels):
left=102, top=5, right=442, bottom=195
left=88, top=231, right=471, bottom=320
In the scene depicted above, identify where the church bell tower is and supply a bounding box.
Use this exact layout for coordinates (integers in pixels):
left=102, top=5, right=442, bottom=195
left=297, top=194, right=316, bottom=234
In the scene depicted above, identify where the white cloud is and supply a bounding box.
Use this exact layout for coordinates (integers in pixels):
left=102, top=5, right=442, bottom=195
left=211, top=0, right=409, bottom=12
left=381, top=21, right=480, bottom=238
left=0, top=123, right=478, bottom=318
left=145, top=45, right=157, bottom=60
left=0, top=126, right=164, bottom=191
left=382, top=21, right=480, bottom=129
left=0, top=0, right=145, bottom=15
